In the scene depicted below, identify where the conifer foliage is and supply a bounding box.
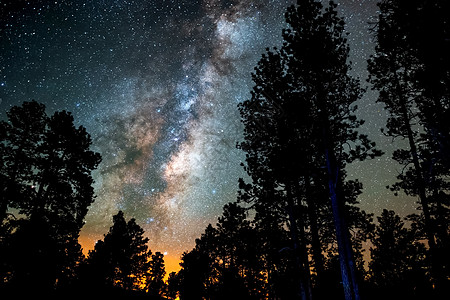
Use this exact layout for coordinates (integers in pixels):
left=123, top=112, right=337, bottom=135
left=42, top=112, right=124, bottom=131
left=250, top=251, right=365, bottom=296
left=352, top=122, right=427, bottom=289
left=368, top=0, right=450, bottom=294
left=82, top=211, right=151, bottom=292
left=0, top=100, right=101, bottom=291
left=237, top=1, right=380, bottom=299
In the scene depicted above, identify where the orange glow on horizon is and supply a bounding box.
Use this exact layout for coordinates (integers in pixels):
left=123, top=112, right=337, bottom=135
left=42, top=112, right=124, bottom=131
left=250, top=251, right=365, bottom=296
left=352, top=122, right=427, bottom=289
left=163, top=254, right=182, bottom=280
left=79, top=235, right=182, bottom=281
left=79, top=235, right=96, bottom=255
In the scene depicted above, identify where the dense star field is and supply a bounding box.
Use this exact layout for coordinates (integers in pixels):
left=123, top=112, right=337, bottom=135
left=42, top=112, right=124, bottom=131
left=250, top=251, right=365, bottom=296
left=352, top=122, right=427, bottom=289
left=0, top=0, right=413, bottom=272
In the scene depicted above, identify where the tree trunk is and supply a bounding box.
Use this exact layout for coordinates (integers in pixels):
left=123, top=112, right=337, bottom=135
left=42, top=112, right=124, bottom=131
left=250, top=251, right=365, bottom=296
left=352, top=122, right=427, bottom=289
left=324, top=147, right=360, bottom=300
left=286, top=181, right=313, bottom=300
left=293, top=180, right=315, bottom=298
left=317, top=92, right=360, bottom=300
left=393, top=75, right=446, bottom=293
left=304, top=175, right=325, bottom=288
left=399, top=97, right=435, bottom=246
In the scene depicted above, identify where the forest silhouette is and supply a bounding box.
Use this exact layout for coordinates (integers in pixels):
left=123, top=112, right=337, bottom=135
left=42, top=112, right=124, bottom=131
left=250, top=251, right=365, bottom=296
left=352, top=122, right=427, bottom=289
left=1, top=0, right=449, bottom=299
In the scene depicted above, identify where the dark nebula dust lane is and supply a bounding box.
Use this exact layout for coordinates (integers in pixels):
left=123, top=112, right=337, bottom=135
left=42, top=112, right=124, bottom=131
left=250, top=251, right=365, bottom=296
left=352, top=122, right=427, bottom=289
left=1, top=0, right=409, bottom=269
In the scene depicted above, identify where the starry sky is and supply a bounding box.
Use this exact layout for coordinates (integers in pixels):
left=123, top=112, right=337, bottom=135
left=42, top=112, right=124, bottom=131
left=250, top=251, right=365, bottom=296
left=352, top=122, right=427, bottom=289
left=0, top=0, right=416, bottom=273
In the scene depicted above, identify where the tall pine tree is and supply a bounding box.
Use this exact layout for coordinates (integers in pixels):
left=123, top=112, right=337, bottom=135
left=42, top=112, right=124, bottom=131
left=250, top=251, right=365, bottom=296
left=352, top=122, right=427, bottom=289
left=83, top=211, right=151, bottom=292
left=368, top=1, right=450, bottom=292
left=238, top=1, right=381, bottom=299
left=0, top=100, right=101, bottom=291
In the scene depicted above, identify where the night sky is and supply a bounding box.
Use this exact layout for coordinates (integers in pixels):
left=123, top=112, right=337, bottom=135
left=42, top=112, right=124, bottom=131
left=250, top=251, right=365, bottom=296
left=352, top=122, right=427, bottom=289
left=0, top=0, right=415, bottom=272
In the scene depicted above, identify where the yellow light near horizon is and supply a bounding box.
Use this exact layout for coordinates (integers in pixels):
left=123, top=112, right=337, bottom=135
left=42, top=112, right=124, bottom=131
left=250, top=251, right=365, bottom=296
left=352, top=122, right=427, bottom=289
left=78, top=235, right=182, bottom=281
left=163, top=254, right=182, bottom=280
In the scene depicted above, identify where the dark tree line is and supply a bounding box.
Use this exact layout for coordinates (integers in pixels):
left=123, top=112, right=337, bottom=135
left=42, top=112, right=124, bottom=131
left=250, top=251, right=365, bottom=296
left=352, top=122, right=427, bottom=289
left=77, top=210, right=168, bottom=298
left=0, top=101, right=169, bottom=297
left=367, top=0, right=450, bottom=293
left=0, top=100, right=101, bottom=292
left=237, top=1, right=381, bottom=299
left=1, top=0, right=449, bottom=299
